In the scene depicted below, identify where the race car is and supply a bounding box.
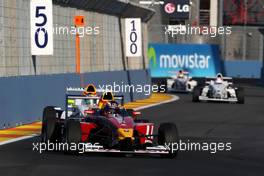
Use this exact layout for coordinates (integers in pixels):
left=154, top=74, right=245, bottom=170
left=41, top=84, right=179, bottom=158
left=192, top=73, right=245, bottom=104
left=167, top=70, right=197, bottom=92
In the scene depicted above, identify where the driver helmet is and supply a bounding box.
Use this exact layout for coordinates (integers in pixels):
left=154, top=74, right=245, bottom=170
left=109, top=100, right=119, bottom=108
left=215, top=73, right=223, bottom=84
left=177, top=70, right=184, bottom=78
left=103, top=101, right=120, bottom=116
left=102, top=102, right=111, bottom=115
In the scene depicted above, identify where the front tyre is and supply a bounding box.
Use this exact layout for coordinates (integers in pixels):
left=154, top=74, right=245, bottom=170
left=64, top=120, right=81, bottom=154
left=66, top=120, right=81, bottom=144
left=158, top=123, right=179, bottom=158
left=41, top=106, right=57, bottom=143
left=192, top=86, right=201, bottom=102
left=236, top=87, right=245, bottom=104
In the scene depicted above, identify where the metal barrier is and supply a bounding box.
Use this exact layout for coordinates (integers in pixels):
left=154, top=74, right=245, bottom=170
left=0, top=69, right=151, bottom=129
left=0, top=0, right=153, bottom=77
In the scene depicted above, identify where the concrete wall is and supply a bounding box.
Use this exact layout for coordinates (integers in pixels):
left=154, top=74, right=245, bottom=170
left=0, top=0, right=150, bottom=77
left=0, top=0, right=154, bottom=129
left=223, top=60, right=262, bottom=78
left=260, top=54, right=264, bottom=82
left=0, top=69, right=151, bottom=129
left=221, top=27, right=263, bottom=62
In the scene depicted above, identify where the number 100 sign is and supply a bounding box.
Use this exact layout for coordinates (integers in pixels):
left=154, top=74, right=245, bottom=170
left=125, top=18, right=142, bottom=57
left=30, top=0, right=53, bottom=55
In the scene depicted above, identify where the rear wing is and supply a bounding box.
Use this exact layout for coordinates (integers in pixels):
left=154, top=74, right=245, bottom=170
left=168, top=70, right=189, bottom=75
left=66, top=87, right=124, bottom=105
left=66, top=87, right=111, bottom=94
left=65, top=90, right=125, bottom=119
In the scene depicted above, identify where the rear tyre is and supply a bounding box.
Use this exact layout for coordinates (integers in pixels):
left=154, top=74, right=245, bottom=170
left=171, top=83, right=176, bottom=90
left=66, top=120, right=81, bottom=144
left=192, top=86, right=201, bottom=102
left=41, top=106, right=57, bottom=143
left=236, top=87, right=245, bottom=104
left=158, top=123, right=179, bottom=158
left=65, top=120, right=81, bottom=154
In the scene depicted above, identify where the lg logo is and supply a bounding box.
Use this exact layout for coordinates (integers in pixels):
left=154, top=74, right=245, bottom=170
left=164, top=3, right=176, bottom=14
left=164, top=2, right=189, bottom=14
left=177, top=4, right=189, bottom=12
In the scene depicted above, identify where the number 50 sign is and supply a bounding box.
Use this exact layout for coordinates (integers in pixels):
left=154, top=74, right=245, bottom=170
left=30, top=0, right=53, bottom=55
left=125, top=18, right=142, bottom=57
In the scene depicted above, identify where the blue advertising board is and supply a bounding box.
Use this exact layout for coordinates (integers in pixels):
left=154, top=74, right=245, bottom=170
left=148, top=43, right=221, bottom=77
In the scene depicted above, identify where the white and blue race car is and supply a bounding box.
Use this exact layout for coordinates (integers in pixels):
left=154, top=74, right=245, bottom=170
left=192, top=73, right=245, bottom=104
left=167, top=70, right=197, bottom=93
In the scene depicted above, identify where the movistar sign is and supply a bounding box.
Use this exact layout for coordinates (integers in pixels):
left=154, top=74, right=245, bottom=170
left=148, top=44, right=221, bottom=77
left=159, top=54, right=210, bottom=69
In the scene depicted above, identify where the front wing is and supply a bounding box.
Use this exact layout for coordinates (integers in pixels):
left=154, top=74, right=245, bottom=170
left=81, top=144, right=169, bottom=154
left=199, top=96, right=238, bottom=102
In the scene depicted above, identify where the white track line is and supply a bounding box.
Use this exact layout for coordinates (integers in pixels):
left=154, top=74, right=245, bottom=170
left=0, top=134, right=38, bottom=146
left=0, top=94, right=179, bottom=146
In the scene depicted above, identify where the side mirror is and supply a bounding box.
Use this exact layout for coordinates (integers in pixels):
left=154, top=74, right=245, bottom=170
left=132, top=111, right=141, bottom=116
left=132, top=111, right=142, bottom=119
left=126, top=109, right=142, bottom=119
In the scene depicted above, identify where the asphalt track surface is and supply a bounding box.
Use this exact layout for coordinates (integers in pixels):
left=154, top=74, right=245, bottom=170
left=1, top=86, right=264, bottom=176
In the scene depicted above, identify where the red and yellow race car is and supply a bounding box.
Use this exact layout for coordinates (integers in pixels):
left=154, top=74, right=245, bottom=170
left=41, top=84, right=179, bottom=158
